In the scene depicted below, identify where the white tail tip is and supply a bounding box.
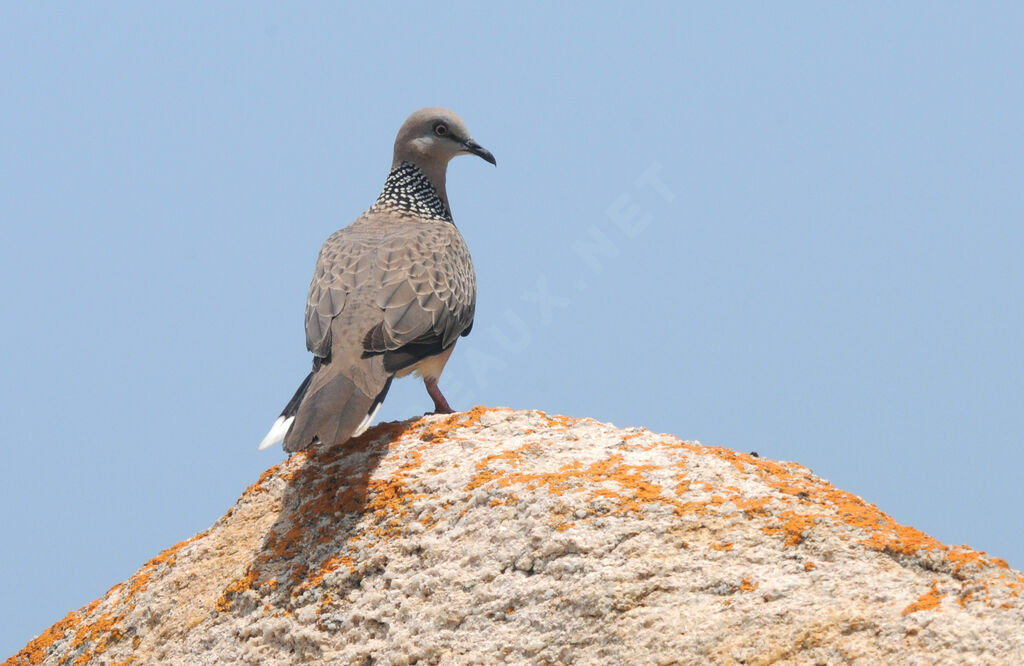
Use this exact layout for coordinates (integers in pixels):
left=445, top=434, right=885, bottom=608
left=352, top=402, right=383, bottom=439
left=258, top=415, right=294, bottom=450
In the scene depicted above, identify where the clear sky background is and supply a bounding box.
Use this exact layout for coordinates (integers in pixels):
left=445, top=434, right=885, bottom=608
left=2, top=2, right=1023, bottom=655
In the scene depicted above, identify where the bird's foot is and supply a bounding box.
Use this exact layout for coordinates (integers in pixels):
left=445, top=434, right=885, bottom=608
left=424, top=378, right=455, bottom=415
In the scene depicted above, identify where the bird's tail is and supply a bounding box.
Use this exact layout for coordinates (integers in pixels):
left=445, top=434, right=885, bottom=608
left=280, top=363, right=393, bottom=453
left=257, top=372, right=314, bottom=450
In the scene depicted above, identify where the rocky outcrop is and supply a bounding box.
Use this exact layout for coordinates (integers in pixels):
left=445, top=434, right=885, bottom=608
left=7, top=408, right=1024, bottom=664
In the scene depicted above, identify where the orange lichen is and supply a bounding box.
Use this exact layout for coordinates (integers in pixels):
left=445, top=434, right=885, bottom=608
left=804, top=561, right=816, bottom=572
left=468, top=451, right=682, bottom=519
left=861, top=523, right=943, bottom=558
left=710, top=542, right=734, bottom=551
left=739, top=578, right=759, bottom=592
left=539, top=412, right=580, bottom=430
left=243, top=462, right=286, bottom=496
left=215, top=565, right=261, bottom=612
left=642, top=434, right=1018, bottom=608
left=217, top=410, right=499, bottom=605
left=298, top=555, right=355, bottom=593
left=763, top=511, right=818, bottom=548
left=731, top=496, right=771, bottom=517
left=945, top=547, right=1008, bottom=576
left=7, top=609, right=84, bottom=666
left=418, top=405, right=491, bottom=443
left=902, top=580, right=946, bottom=615
left=7, top=529, right=209, bottom=666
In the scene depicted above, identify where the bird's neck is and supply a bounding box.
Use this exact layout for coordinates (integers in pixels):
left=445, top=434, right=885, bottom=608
left=369, top=161, right=452, bottom=222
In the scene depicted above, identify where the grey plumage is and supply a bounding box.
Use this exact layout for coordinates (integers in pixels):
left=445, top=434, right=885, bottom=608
left=259, top=108, right=494, bottom=453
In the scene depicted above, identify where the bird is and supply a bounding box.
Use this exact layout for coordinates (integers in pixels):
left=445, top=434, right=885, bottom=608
left=258, top=108, right=495, bottom=453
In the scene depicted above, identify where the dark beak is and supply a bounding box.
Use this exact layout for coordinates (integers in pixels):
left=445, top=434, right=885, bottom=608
left=463, top=138, right=497, bottom=166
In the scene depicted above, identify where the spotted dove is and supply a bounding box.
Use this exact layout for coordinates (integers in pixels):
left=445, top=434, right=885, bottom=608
left=259, top=108, right=495, bottom=452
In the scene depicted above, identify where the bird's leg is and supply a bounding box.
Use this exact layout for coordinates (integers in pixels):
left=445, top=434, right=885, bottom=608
left=424, top=378, right=455, bottom=415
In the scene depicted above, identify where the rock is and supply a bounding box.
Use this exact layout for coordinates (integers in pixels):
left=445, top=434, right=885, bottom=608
left=7, top=407, right=1024, bottom=664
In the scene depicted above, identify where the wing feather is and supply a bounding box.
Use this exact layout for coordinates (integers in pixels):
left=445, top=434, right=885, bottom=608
left=305, top=219, right=475, bottom=373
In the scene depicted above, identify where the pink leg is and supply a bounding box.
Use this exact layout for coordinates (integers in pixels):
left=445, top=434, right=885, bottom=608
left=424, top=378, right=454, bottom=414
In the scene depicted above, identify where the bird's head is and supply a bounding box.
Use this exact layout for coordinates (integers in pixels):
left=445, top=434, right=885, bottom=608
left=392, top=107, right=496, bottom=169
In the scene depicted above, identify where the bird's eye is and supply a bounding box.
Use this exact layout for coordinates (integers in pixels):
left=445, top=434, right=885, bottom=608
left=434, top=124, right=448, bottom=137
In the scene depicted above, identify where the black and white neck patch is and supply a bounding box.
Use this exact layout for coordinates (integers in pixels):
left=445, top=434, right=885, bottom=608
left=368, top=162, right=452, bottom=222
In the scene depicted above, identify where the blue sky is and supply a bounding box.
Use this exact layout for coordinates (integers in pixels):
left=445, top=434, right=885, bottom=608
left=2, top=2, right=1023, bottom=655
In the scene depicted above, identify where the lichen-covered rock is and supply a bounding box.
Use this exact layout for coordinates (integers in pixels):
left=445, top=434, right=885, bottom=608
left=7, top=408, right=1024, bottom=665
